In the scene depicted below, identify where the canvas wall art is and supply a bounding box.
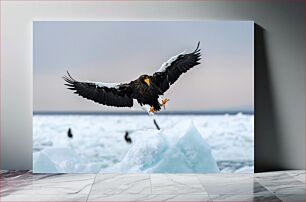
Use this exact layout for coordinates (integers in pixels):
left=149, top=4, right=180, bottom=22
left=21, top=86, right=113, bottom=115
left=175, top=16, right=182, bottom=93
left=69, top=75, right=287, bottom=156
left=33, top=21, right=254, bottom=173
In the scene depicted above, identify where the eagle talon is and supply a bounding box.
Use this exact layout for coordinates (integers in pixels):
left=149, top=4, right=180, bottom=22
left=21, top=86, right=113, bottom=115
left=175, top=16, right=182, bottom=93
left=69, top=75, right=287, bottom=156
left=149, top=106, right=155, bottom=113
left=162, top=99, right=170, bottom=109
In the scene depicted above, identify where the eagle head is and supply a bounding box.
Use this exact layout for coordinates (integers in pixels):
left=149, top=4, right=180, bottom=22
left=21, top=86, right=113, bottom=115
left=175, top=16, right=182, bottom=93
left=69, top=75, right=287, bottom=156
left=140, top=75, right=151, bottom=86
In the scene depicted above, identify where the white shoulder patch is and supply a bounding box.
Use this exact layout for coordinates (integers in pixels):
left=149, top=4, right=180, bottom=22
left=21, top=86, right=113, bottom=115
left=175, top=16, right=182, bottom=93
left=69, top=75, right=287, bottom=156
left=89, top=81, right=121, bottom=89
left=157, top=51, right=186, bottom=73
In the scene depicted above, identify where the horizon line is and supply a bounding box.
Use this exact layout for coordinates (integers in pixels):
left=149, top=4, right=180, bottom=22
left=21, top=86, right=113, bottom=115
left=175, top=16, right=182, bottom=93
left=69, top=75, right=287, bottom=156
left=33, top=110, right=254, bottom=115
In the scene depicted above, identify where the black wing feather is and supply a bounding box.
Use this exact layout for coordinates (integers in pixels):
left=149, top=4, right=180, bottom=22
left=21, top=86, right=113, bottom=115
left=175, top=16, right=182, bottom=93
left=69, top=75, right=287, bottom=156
left=63, top=71, right=133, bottom=107
left=152, top=42, right=201, bottom=93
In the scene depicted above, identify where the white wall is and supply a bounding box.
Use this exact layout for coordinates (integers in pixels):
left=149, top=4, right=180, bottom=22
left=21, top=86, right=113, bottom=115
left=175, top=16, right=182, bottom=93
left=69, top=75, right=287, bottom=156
left=1, top=0, right=304, bottom=170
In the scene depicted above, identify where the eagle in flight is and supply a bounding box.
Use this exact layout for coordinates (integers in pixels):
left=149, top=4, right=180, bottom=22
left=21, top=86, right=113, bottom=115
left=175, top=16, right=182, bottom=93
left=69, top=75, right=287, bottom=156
left=63, top=42, right=201, bottom=114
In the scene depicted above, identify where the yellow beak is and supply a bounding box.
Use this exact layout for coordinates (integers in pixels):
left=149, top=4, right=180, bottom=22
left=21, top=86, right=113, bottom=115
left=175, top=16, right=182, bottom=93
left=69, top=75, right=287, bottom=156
left=144, top=78, right=151, bottom=86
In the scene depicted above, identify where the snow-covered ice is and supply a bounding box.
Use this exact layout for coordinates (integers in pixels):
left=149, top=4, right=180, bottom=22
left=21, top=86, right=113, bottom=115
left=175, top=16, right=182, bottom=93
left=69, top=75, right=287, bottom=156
left=33, top=147, right=101, bottom=173
left=106, top=122, right=219, bottom=173
left=33, top=113, right=254, bottom=173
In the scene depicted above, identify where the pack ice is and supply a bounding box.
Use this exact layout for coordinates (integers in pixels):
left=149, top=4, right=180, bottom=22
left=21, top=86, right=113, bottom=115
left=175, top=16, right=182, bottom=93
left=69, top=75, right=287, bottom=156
left=34, top=121, right=219, bottom=173
left=33, top=147, right=101, bottom=173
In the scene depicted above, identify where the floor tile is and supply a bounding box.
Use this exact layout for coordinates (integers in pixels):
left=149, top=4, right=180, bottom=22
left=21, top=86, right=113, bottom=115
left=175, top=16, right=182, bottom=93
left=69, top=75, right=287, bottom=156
left=198, top=174, right=262, bottom=195
left=275, top=194, right=306, bottom=202
left=90, top=174, right=151, bottom=195
left=198, top=173, right=253, bottom=184
left=264, top=184, right=305, bottom=195
left=252, top=181, right=274, bottom=194
left=256, top=173, right=305, bottom=195
left=141, top=194, right=211, bottom=202
left=0, top=170, right=8, bottom=174
left=88, top=194, right=211, bottom=202
left=1, top=173, right=95, bottom=196
left=151, top=174, right=207, bottom=195
left=210, top=194, right=282, bottom=201
left=286, top=170, right=305, bottom=183
left=255, top=171, right=295, bottom=180
left=0, top=194, right=88, bottom=201
left=1, top=172, right=50, bottom=196
left=2, top=170, right=306, bottom=202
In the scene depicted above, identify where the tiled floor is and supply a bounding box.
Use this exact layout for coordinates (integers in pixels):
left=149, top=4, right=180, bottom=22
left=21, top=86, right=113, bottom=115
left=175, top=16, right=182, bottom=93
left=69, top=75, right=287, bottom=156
left=0, top=170, right=305, bottom=201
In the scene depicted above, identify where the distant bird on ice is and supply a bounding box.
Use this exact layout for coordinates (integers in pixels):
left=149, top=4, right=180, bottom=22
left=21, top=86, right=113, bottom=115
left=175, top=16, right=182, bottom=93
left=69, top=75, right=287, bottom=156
left=67, top=128, right=73, bottom=138
left=63, top=42, right=201, bottom=115
left=124, top=131, right=132, bottom=144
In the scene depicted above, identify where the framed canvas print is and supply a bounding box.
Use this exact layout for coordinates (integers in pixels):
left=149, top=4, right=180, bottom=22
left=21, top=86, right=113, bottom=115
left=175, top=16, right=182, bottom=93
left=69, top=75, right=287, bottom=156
left=33, top=21, right=254, bottom=173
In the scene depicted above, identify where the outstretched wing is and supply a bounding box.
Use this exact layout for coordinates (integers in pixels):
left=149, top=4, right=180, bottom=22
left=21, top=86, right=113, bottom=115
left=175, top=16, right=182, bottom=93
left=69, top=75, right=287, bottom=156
left=63, top=72, right=133, bottom=107
left=151, top=42, right=201, bottom=93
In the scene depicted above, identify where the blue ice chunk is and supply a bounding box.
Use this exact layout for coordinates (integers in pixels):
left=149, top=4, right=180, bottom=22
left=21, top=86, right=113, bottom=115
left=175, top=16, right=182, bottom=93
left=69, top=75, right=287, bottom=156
left=151, top=122, right=219, bottom=173
left=33, top=152, right=58, bottom=173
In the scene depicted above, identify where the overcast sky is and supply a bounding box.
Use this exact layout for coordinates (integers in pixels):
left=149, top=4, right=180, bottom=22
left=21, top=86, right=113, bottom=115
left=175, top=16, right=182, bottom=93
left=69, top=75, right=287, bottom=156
left=34, top=21, right=254, bottom=113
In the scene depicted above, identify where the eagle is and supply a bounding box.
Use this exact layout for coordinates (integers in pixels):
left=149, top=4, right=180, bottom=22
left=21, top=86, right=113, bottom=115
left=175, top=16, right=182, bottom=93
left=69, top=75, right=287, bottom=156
left=63, top=42, right=201, bottom=114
